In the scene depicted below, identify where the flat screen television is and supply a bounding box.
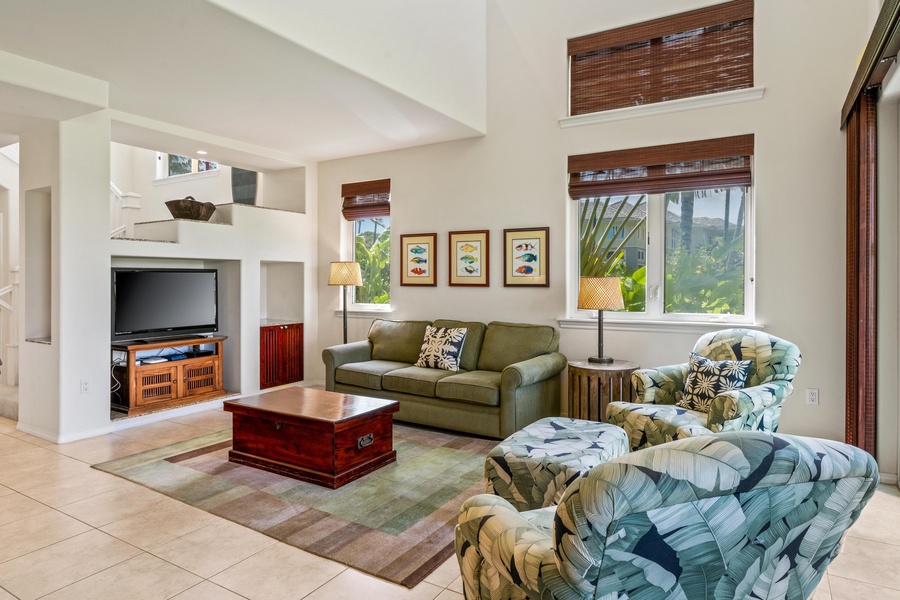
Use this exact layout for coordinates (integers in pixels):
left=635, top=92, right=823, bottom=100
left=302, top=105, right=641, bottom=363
left=111, top=268, right=218, bottom=342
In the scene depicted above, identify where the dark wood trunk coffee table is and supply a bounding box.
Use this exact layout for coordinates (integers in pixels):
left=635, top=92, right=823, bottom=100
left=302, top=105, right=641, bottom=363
left=224, top=387, right=399, bottom=489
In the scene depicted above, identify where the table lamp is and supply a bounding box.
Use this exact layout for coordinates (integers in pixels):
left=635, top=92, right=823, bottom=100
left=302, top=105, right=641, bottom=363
left=578, top=276, right=624, bottom=364
left=328, top=261, right=363, bottom=344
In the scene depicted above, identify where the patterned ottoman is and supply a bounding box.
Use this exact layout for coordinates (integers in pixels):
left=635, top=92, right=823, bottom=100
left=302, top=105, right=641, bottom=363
left=485, top=417, right=630, bottom=512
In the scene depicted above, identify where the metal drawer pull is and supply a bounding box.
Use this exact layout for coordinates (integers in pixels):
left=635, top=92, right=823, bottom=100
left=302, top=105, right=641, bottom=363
left=358, top=433, right=374, bottom=448
left=275, top=422, right=285, bottom=430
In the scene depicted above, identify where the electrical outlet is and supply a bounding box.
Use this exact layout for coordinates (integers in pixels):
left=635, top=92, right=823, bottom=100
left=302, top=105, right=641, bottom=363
left=80, top=379, right=91, bottom=394
left=806, top=388, right=819, bottom=406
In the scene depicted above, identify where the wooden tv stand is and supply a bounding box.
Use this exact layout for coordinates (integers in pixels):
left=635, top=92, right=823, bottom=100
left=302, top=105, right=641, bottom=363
left=111, top=336, right=227, bottom=416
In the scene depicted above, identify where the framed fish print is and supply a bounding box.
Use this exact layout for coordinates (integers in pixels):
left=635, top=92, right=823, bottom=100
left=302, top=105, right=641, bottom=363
left=449, top=230, right=490, bottom=287
left=503, top=227, right=549, bottom=287
left=400, top=233, right=437, bottom=286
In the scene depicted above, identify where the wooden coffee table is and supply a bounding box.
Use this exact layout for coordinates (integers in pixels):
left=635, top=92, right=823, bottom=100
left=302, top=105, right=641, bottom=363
left=223, top=387, right=399, bottom=489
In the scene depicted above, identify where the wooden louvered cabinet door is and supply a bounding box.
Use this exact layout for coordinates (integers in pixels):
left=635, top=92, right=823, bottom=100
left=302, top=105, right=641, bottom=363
left=260, top=322, right=304, bottom=389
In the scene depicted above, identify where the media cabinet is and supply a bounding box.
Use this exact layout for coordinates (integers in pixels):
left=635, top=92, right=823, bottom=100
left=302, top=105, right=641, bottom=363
left=111, top=335, right=227, bottom=416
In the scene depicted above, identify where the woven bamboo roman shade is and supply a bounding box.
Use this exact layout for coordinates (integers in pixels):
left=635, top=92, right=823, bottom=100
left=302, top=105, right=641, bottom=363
left=568, top=135, right=754, bottom=199
left=341, top=178, right=390, bottom=220
left=568, top=0, right=754, bottom=115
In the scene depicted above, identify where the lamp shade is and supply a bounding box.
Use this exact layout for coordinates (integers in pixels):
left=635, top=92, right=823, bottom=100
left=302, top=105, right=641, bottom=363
left=578, top=276, right=624, bottom=311
left=328, top=261, right=362, bottom=286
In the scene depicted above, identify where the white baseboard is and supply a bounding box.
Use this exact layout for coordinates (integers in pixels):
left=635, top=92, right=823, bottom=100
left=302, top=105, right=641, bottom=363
left=879, top=472, right=898, bottom=485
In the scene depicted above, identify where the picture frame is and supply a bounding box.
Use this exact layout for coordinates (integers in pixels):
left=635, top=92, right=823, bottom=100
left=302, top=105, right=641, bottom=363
left=503, top=227, right=549, bottom=287
left=400, top=233, right=437, bottom=286
left=448, top=230, right=490, bottom=287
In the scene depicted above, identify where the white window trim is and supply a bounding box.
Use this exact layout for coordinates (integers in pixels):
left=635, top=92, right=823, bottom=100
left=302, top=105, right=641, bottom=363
left=558, top=317, right=764, bottom=336
left=153, top=169, right=220, bottom=186
left=344, top=217, right=392, bottom=313
left=560, top=86, right=766, bottom=129
left=568, top=185, right=757, bottom=326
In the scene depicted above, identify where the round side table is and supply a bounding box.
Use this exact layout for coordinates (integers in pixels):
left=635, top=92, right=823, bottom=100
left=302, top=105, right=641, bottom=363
left=567, top=360, right=639, bottom=422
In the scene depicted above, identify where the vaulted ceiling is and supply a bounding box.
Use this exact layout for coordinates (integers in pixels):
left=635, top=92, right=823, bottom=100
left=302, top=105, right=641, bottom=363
left=0, top=0, right=487, bottom=168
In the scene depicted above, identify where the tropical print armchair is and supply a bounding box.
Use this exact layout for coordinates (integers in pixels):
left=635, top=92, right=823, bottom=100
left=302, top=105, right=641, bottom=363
left=455, top=431, right=878, bottom=600
left=607, top=328, right=801, bottom=451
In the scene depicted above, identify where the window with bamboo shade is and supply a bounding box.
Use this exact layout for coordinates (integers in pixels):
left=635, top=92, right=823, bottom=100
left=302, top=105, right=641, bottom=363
left=568, top=0, right=753, bottom=116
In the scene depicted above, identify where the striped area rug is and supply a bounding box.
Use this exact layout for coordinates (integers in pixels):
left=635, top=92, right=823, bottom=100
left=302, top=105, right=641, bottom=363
left=93, top=423, right=496, bottom=588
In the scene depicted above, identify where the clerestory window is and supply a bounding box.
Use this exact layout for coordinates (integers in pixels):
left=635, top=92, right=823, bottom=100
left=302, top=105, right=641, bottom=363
left=568, top=0, right=754, bottom=116
left=155, top=153, right=218, bottom=181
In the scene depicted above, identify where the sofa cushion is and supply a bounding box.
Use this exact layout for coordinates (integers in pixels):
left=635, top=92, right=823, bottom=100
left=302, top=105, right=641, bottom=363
left=335, top=360, right=410, bottom=390
left=436, top=371, right=502, bottom=407
left=476, top=322, right=559, bottom=372
left=677, top=352, right=752, bottom=413
left=368, top=319, right=432, bottom=364
left=383, top=366, right=462, bottom=397
left=432, top=319, right=486, bottom=372
left=415, top=326, right=468, bottom=372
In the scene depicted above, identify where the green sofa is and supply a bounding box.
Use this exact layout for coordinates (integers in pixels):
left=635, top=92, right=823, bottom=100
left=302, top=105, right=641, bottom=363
left=322, top=319, right=567, bottom=439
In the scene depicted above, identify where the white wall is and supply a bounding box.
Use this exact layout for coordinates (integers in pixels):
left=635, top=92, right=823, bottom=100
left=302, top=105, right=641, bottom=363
left=18, top=112, right=112, bottom=442
left=206, top=0, right=487, bottom=133
left=316, top=0, right=875, bottom=462
left=0, top=150, right=20, bottom=384
left=116, top=144, right=236, bottom=224
left=879, top=95, right=900, bottom=482
left=111, top=143, right=306, bottom=223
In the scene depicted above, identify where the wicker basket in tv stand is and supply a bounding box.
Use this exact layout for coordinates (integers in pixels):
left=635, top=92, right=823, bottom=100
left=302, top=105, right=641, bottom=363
left=111, top=335, right=228, bottom=416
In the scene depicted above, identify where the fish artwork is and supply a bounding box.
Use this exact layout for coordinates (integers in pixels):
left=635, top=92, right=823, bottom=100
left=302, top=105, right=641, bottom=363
left=409, top=257, right=427, bottom=264
left=515, top=265, right=534, bottom=275
left=459, top=255, right=478, bottom=264
left=516, top=253, right=538, bottom=262
left=410, top=267, right=426, bottom=275
left=463, top=266, right=478, bottom=274
left=515, top=243, right=537, bottom=252
left=458, top=243, right=478, bottom=253
left=409, top=245, right=427, bottom=255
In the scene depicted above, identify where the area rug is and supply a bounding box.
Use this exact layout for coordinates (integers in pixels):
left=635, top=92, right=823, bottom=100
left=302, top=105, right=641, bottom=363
left=93, top=424, right=495, bottom=588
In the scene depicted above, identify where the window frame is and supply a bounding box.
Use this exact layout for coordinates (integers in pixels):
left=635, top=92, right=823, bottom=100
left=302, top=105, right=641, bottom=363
left=341, top=179, right=392, bottom=312
left=153, top=153, right=219, bottom=184
left=346, top=216, right=392, bottom=311
left=569, top=179, right=756, bottom=326
left=567, top=0, right=754, bottom=117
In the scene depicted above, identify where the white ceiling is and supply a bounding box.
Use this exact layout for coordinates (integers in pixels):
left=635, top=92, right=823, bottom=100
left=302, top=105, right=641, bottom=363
left=0, top=0, right=486, bottom=168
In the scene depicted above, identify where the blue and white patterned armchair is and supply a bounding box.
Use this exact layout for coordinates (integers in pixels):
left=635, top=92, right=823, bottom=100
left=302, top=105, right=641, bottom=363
left=455, top=431, right=878, bottom=600
left=606, top=328, right=801, bottom=451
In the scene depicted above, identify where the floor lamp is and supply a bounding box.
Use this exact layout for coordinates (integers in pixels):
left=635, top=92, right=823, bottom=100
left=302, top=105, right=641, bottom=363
left=328, top=261, right=362, bottom=344
left=578, top=276, right=624, bottom=364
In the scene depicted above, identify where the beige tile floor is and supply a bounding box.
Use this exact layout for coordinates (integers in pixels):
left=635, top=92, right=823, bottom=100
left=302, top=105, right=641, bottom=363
left=0, top=409, right=893, bottom=599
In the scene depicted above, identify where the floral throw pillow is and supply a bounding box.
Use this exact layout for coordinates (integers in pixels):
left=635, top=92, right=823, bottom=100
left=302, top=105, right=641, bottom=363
left=677, top=352, right=752, bottom=413
left=415, top=326, right=468, bottom=372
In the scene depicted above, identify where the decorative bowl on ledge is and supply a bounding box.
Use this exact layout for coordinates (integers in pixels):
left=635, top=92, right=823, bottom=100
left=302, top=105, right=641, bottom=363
left=165, top=196, right=216, bottom=221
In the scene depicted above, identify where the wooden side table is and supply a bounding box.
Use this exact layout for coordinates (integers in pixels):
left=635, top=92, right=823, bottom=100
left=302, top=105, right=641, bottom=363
left=568, top=360, right=639, bottom=422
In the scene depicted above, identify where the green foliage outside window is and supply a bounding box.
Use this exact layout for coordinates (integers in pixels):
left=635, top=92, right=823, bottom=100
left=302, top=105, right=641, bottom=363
left=664, top=189, right=745, bottom=314
left=578, top=188, right=746, bottom=315
left=354, top=218, right=390, bottom=304
left=168, top=154, right=192, bottom=176
left=579, top=195, right=647, bottom=312
left=167, top=154, right=218, bottom=177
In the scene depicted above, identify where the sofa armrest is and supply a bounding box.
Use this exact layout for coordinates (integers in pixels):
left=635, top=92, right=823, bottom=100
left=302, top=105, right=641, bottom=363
left=706, top=381, right=793, bottom=433
left=322, top=341, right=372, bottom=390
left=456, top=495, right=576, bottom=600
left=501, top=352, right=567, bottom=389
left=631, top=363, right=689, bottom=405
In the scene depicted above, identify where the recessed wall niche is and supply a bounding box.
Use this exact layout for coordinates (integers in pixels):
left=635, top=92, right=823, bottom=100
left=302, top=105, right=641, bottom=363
left=260, top=261, right=304, bottom=322
left=24, top=187, right=51, bottom=342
